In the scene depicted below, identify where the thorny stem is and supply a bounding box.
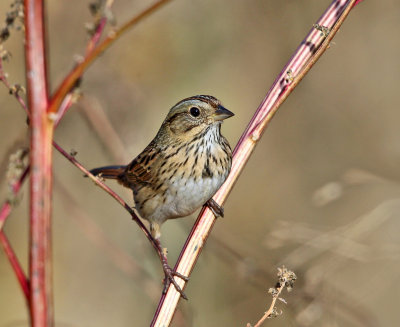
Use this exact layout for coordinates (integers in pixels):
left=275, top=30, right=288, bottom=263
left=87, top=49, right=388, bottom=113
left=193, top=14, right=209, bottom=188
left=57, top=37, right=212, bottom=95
left=151, top=0, right=362, bottom=325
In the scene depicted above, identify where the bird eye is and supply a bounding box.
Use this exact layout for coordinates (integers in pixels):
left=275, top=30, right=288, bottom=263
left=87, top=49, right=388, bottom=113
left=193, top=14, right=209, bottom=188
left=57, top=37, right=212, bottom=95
left=189, top=107, right=200, bottom=117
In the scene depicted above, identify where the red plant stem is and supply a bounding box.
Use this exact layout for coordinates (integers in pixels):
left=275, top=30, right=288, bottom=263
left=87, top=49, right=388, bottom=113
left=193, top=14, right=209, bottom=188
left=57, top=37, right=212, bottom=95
left=51, top=141, right=161, bottom=257
left=86, top=17, right=108, bottom=54
left=0, top=0, right=115, bottom=313
left=47, top=0, right=170, bottom=116
left=0, top=232, right=30, bottom=301
left=0, top=166, right=30, bottom=232
left=0, top=203, right=12, bottom=232
left=52, top=141, right=186, bottom=298
left=1, top=1, right=170, bottom=322
left=86, top=0, right=116, bottom=54
left=151, top=0, right=362, bottom=325
left=0, top=59, right=29, bottom=116
left=0, top=166, right=30, bottom=303
left=24, top=0, right=53, bottom=326
left=0, top=0, right=119, bottom=312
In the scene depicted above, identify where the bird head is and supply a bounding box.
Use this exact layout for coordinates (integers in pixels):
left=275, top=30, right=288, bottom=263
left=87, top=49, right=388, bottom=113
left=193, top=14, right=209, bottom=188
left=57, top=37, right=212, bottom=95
left=161, top=95, right=234, bottom=141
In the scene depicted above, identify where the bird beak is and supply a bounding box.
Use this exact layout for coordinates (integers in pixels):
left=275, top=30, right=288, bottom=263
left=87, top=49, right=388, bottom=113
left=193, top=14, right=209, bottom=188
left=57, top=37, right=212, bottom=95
left=213, top=105, right=234, bottom=121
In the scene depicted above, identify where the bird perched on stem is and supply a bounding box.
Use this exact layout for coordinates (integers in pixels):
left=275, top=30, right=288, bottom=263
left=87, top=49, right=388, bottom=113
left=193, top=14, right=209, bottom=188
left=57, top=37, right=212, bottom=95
left=90, top=95, right=233, bottom=298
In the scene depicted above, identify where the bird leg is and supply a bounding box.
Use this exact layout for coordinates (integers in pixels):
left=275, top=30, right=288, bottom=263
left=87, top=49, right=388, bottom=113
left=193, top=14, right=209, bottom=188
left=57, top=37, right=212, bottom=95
left=205, top=198, right=224, bottom=217
left=154, top=239, right=189, bottom=300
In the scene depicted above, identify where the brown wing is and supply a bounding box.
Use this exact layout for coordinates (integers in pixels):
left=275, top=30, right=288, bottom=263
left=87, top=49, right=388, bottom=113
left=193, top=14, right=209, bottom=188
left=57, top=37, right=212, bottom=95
left=120, top=144, right=161, bottom=188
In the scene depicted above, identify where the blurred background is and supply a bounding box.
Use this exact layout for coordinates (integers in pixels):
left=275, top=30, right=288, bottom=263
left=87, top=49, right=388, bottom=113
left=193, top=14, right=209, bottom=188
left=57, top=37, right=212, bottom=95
left=1, top=0, right=400, bottom=326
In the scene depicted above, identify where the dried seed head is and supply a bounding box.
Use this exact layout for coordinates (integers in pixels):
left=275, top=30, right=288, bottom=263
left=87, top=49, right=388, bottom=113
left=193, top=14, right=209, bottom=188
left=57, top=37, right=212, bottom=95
left=9, top=84, right=25, bottom=96
left=6, top=148, right=29, bottom=202
left=0, top=48, right=11, bottom=61
left=277, top=266, right=297, bottom=292
left=267, top=307, right=282, bottom=319
left=0, top=28, right=10, bottom=42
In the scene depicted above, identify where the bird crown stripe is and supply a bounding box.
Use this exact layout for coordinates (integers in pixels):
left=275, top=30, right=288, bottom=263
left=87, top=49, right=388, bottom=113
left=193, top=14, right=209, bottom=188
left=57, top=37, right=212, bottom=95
left=173, top=95, right=220, bottom=109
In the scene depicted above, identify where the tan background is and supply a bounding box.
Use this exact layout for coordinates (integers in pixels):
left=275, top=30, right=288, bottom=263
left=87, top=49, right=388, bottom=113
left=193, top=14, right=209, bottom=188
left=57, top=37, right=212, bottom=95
left=1, top=0, right=400, bottom=326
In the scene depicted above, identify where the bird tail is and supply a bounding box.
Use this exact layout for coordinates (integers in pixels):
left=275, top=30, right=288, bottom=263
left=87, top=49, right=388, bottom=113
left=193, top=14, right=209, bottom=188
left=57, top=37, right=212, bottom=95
left=89, top=165, right=126, bottom=179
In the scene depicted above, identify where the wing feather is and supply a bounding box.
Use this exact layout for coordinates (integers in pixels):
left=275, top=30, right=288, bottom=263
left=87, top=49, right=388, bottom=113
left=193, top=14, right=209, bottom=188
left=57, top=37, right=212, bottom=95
left=122, top=144, right=161, bottom=187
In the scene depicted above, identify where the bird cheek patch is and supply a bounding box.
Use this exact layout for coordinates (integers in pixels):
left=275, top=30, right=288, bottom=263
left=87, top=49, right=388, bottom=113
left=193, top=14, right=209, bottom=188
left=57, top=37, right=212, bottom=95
left=206, top=117, right=214, bottom=125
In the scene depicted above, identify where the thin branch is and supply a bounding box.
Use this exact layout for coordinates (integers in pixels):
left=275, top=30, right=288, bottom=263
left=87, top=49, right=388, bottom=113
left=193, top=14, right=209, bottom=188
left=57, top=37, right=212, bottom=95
left=53, top=93, right=75, bottom=127
left=0, top=165, right=29, bottom=231
left=54, top=177, right=161, bottom=302
left=52, top=141, right=180, bottom=296
left=24, top=0, right=53, bottom=325
left=251, top=287, right=284, bottom=326
left=85, top=17, right=107, bottom=55
left=353, top=0, right=364, bottom=6
left=0, top=58, right=29, bottom=115
left=48, top=0, right=171, bottom=116
left=52, top=0, right=116, bottom=125
left=51, top=141, right=162, bottom=257
left=247, top=267, right=296, bottom=327
left=86, top=0, right=116, bottom=54
left=0, top=154, right=30, bottom=300
left=0, top=167, right=30, bottom=302
left=0, top=232, right=30, bottom=301
left=150, top=0, right=361, bottom=325
left=78, top=95, right=128, bottom=163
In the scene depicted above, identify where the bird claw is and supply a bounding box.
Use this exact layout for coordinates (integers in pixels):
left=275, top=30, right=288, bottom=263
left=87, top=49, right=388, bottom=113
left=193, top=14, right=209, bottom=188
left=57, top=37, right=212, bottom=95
left=162, top=262, right=189, bottom=300
left=206, top=198, right=224, bottom=218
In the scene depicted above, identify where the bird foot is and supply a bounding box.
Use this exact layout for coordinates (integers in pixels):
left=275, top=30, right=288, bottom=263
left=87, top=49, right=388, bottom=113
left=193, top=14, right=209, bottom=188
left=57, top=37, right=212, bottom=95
left=206, top=198, right=224, bottom=218
left=162, top=260, right=189, bottom=300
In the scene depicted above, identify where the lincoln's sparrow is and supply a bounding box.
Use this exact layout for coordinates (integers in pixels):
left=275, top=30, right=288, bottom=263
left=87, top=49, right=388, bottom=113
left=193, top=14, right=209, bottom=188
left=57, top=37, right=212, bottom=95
left=90, top=95, right=233, bottom=297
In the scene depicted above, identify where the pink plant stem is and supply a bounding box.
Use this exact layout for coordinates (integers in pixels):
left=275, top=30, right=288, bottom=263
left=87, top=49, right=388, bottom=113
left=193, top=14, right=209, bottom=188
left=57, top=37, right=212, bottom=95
left=0, top=166, right=30, bottom=232
left=0, top=166, right=30, bottom=303
left=0, top=0, right=116, bottom=314
left=0, top=232, right=30, bottom=300
left=0, top=59, right=29, bottom=116
left=0, top=0, right=169, bottom=322
left=24, top=0, right=53, bottom=326
left=0, top=0, right=117, bottom=311
left=151, top=0, right=362, bottom=325
left=51, top=141, right=161, bottom=256
left=0, top=203, right=12, bottom=232
left=86, top=17, right=107, bottom=54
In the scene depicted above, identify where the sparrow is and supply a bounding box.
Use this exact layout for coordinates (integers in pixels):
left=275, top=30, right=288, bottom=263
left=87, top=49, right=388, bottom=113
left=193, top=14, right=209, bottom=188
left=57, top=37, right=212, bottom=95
left=90, top=95, right=233, bottom=297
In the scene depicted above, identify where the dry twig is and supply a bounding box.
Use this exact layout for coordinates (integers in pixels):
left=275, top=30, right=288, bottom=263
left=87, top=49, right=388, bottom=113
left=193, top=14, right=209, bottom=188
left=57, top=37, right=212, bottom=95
left=246, top=266, right=296, bottom=327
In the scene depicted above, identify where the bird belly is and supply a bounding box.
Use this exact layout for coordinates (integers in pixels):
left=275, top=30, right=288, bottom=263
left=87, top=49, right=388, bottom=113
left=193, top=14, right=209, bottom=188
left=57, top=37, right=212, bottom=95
left=145, top=174, right=225, bottom=225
